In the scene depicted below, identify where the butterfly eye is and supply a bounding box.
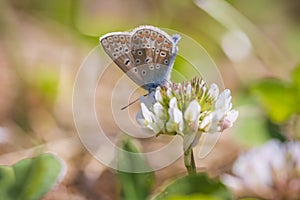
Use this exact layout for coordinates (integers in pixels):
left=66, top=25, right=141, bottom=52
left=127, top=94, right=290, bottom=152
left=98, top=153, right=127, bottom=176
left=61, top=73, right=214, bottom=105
left=119, top=46, right=123, bottom=51
left=155, top=49, right=160, bottom=54
left=135, top=59, right=141, bottom=64
left=108, top=37, right=113, bottom=42
left=124, top=48, right=129, bottom=53
left=113, top=36, right=118, bottom=40
left=137, top=50, right=143, bottom=55
left=164, top=59, right=169, bottom=65
left=142, top=44, right=146, bottom=48
left=112, top=53, right=117, bottom=58
left=133, top=67, right=138, bottom=73
left=156, top=64, right=160, bottom=69
left=115, top=48, right=119, bottom=52
left=131, top=49, right=136, bottom=54
left=152, top=47, right=155, bottom=51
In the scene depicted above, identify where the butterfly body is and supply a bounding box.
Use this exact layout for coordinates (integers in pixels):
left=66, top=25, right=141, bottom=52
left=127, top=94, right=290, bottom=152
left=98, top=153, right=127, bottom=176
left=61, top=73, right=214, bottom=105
left=100, top=25, right=180, bottom=92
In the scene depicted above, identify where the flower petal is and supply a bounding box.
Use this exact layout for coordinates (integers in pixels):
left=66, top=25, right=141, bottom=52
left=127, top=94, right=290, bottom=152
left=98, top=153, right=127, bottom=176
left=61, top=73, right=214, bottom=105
left=150, top=119, right=164, bottom=134
left=173, top=107, right=183, bottom=124
left=155, top=88, right=163, bottom=102
left=169, top=97, right=178, bottom=109
left=184, top=100, right=201, bottom=122
left=200, top=113, right=213, bottom=131
left=136, top=110, right=147, bottom=127
left=214, top=89, right=232, bottom=120
left=153, top=102, right=164, bottom=116
left=141, top=103, right=153, bottom=123
left=216, top=89, right=231, bottom=110
left=208, top=83, right=219, bottom=100
left=167, top=87, right=172, bottom=98
left=186, top=83, right=192, bottom=96
left=166, top=106, right=183, bottom=132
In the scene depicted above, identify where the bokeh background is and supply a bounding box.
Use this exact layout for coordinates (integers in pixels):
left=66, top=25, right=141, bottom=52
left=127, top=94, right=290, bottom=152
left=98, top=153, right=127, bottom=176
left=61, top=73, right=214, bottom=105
left=1, top=0, right=300, bottom=199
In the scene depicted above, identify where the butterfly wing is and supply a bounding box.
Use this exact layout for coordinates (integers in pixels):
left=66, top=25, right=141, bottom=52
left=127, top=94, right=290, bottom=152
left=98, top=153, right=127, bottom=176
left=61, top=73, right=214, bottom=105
left=100, top=26, right=181, bottom=92
left=130, top=26, right=180, bottom=91
left=100, top=32, right=144, bottom=82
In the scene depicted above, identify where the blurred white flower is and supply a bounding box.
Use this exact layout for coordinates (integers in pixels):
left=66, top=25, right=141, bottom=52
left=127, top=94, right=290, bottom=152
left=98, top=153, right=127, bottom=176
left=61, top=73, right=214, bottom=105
left=136, top=77, right=238, bottom=150
left=221, top=140, right=300, bottom=200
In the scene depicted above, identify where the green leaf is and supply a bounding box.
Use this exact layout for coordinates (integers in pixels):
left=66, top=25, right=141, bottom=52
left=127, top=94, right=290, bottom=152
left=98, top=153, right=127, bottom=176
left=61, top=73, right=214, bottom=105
left=152, top=173, right=231, bottom=200
left=14, top=153, right=63, bottom=200
left=251, top=79, right=297, bottom=123
left=0, top=153, right=64, bottom=200
left=0, top=166, right=15, bottom=200
left=117, top=137, right=155, bottom=200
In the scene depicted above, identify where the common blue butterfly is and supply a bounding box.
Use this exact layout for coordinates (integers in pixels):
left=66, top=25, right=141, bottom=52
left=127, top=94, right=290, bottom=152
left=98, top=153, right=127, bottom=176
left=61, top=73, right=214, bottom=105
left=100, top=25, right=181, bottom=92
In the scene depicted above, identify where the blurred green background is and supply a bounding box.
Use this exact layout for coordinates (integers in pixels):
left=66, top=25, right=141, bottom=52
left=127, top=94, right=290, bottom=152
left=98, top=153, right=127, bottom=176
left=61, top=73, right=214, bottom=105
left=0, top=0, right=300, bottom=199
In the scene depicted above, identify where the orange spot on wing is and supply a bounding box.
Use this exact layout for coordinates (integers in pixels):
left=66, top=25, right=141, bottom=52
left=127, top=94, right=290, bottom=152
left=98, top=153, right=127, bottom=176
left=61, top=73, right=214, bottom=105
left=119, top=37, right=126, bottom=43
left=138, top=31, right=144, bottom=38
left=145, top=31, right=150, bottom=38
left=151, top=35, right=157, bottom=40
left=157, top=36, right=164, bottom=43
left=164, top=43, right=170, bottom=48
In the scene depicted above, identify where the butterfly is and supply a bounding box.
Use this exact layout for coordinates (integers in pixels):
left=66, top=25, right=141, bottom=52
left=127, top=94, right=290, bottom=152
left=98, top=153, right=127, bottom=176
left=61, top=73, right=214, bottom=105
left=100, top=25, right=181, bottom=93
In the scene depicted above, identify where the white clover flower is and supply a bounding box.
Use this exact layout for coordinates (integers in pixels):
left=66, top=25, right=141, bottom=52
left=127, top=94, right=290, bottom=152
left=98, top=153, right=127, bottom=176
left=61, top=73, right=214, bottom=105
left=221, top=140, right=300, bottom=200
left=136, top=77, right=238, bottom=151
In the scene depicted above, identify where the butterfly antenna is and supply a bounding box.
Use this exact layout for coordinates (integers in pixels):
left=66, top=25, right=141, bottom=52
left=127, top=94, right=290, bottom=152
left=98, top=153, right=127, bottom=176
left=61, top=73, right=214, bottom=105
left=120, top=93, right=149, bottom=110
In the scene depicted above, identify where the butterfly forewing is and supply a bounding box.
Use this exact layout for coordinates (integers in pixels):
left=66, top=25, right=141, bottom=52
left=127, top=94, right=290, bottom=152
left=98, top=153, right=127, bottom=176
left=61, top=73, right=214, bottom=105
left=100, top=33, right=136, bottom=74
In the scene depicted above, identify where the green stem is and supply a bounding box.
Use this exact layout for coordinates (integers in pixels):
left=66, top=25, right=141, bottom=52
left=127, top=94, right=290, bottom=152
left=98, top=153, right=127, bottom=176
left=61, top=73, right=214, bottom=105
left=184, top=147, right=196, bottom=175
